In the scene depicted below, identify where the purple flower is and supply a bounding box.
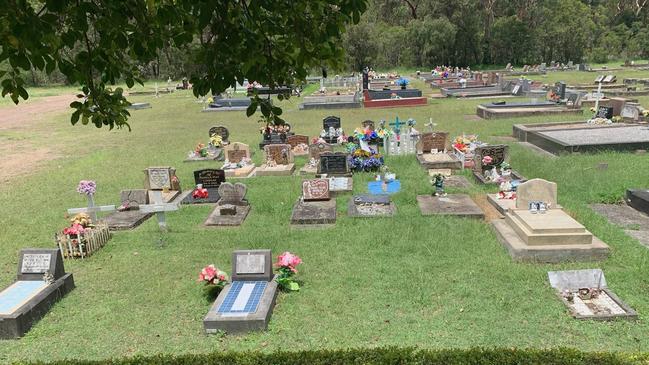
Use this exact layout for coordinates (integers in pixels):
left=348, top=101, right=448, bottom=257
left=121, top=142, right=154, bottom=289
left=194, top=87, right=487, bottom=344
left=76, top=180, right=97, bottom=195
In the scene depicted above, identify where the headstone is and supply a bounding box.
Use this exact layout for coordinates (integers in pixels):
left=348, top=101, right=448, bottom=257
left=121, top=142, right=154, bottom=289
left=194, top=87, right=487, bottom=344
left=596, top=106, right=614, bottom=119
left=323, top=116, right=341, bottom=130
left=473, top=144, right=509, bottom=173
left=204, top=183, right=251, bottom=226
left=554, top=82, right=566, bottom=100
left=548, top=269, right=637, bottom=320
left=287, top=134, right=309, bottom=148
left=362, top=67, right=369, bottom=90
left=621, top=104, right=640, bottom=121
left=302, top=179, right=330, bottom=201
left=362, top=120, right=375, bottom=130
left=418, top=132, right=449, bottom=153
left=515, top=178, right=558, bottom=210
left=318, top=152, right=350, bottom=176
left=224, top=142, right=251, bottom=164
left=194, top=169, right=225, bottom=189
left=143, top=167, right=181, bottom=201
left=264, top=144, right=293, bottom=165
left=208, top=126, right=230, bottom=144
left=0, top=249, right=74, bottom=339
left=308, top=143, right=333, bottom=160
left=204, top=249, right=279, bottom=333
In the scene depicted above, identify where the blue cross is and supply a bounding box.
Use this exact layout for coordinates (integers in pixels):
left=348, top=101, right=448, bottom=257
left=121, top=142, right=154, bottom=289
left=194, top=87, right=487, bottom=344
left=389, top=116, right=404, bottom=135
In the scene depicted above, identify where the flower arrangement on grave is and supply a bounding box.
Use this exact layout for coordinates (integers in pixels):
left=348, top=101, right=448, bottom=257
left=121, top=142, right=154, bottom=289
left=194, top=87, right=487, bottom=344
left=223, top=157, right=253, bottom=170
left=76, top=180, right=97, bottom=196
left=293, top=143, right=309, bottom=154
left=60, top=213, right=94, bottom=250
left=643, top=110, right=649, bottom=118
left=275, top=252, right=303, bottom=291
left=346, top=142, right=384, bottom=172
left=194, top=142, right=208, bottom=157
left=198, top=264, right=228, bottom=299
left=482, top=157, right=513, bottom=183
left=247, top=81, right=262, bottom=90
left=612, top=116, right=623, bottom=123
left=192, top=185, right=209, bottom=199
left=209, top=134, right=223, bottom=148
left=395, top=77, right=409, bottom=89
left=207, top=96, right=214, bottom=104
left=312, top=136, right=326, bottom=144
left=353, top=125, right=393, bottom=145
left=452, top=134, right=480, bottom=153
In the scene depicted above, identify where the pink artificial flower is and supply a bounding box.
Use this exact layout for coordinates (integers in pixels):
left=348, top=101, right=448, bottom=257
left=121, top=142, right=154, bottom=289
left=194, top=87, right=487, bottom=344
left=482, top=155, right=493, bottom=165
left=276, top=252, right=302, bottom=273
left=199, top=264, right=217, bottom=282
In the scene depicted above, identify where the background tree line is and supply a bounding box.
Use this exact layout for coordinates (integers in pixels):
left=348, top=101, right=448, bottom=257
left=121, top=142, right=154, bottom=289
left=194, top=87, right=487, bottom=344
left=343, top=0, right=649, bottom=70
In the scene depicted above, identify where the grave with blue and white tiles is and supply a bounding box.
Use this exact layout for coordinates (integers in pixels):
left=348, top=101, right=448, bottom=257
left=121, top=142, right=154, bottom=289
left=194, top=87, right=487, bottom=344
left=0, top=249, right=75, bottom=339
left=203, top=250, right=278, bottom=334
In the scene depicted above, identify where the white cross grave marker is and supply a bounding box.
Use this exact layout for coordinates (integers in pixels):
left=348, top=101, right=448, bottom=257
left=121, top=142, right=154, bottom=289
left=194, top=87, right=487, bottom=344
left=139, top=190, right=179, bottom=230
left=67, top=195, right=116, bottom=222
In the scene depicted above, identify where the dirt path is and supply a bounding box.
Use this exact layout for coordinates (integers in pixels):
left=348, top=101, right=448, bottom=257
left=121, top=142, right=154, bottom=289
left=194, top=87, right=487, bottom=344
left=0, top=94, right=76, bottom=184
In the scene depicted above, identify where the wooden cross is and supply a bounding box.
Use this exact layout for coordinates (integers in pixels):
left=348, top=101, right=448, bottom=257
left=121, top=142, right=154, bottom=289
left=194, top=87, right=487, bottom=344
left=139, top=190, right=179, bottom=231
left=67, top=195, right=115, bottom=222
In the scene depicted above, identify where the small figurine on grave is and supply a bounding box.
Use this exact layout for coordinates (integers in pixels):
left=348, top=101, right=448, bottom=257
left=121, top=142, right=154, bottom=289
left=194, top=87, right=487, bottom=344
left=432, top=174, right=446, bottom=196
left=498, top=180, right=516, bottom=200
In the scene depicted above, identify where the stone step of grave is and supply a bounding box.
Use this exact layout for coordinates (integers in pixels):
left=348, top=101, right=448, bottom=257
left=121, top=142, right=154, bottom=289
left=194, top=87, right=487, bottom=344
left=491, top=219, right=610, bottom=263
left=506, top=211, right=592, bottom=246
left=417, top=153, right=462, bottom=170
left=487, top=194, right=562, bottom=215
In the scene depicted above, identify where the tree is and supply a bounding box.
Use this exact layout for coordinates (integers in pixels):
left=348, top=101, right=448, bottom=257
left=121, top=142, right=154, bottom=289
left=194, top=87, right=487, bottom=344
left=0, top=0, right=367, bottom=130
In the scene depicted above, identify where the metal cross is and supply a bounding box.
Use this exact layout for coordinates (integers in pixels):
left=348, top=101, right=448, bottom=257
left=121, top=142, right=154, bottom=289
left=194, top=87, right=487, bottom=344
left=389, top=116, right=404, bottom=135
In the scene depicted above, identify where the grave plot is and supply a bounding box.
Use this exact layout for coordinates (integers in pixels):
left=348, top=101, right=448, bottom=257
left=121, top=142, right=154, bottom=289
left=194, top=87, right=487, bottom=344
left=103, top=190, right=153, bottom=230
left=204, top=183, right=251, bottom=227
left=362, top=76, right=427, bottom=108
left=0, top=249, right=75, bottom=339
left=203, top=96, right=251, bottom=112
left=126, top=102, right=151, bottom=110
left=204, top=250, right=278, bottom=333
left=476, top=100, right=583, bottom=119
left=185, top=126, right=228, bottom=162
left=300, top=142, right=333, bottom=175
left=548, top=269, right=637, bottom=320
left=256, top=144, right=295, bottom=176
left=59, top=181, right=114, bottom=258
left=590, top=203, right=649, bottom=249
left=259, top=123, right=294, bottom=149
left=287, top=134, right=310, bottom=156
left=327, top=176, right=353, bottom=193
left=492, top=179, right=610, bottom=262
left=222, top=142, right=256, bottom=178
left=181, top=169, right=225, bottom=205
left=514, top=122, right=649, bottom=155
left=143, top=166, right=182, bottom=203
left=417, top=194, right=484, bottom=219
left=427, top=170, right=472, bottom=189
left=348, top=194, right=396, bottom=217
left=319, top=116, right=344, bottom=144
left=626, top=189, right=649, bottom=216
left=471, top=145, right=525, bottom=185
left=382, top=117, right=419, bottom=156
left=298, top=91, right=361, bottom=110
left=291, top=179, right=336, bottom=227
left=416, top=131, right=462, bottom=170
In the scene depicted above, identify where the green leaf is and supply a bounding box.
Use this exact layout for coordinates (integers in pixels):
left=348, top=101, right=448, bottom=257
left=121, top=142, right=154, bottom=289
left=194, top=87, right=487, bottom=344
left=246, top=101, right=257, bottom=117
left=71, top=110, right=81, bottom=125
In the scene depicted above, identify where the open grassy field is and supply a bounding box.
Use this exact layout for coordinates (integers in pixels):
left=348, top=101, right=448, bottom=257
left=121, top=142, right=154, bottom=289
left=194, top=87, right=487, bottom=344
left=1, top=68, right=649, bottom=363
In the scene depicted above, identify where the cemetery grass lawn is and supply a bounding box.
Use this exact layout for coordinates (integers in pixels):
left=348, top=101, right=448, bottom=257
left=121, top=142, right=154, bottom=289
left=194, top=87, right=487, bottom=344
left=2, top=69, right=649, bottom=362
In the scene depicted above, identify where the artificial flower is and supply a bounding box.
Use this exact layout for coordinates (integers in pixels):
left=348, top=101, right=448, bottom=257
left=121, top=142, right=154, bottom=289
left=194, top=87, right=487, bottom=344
left=198, top=264, right=228, bottom=286
left=76, top=180, right=96, bottom=195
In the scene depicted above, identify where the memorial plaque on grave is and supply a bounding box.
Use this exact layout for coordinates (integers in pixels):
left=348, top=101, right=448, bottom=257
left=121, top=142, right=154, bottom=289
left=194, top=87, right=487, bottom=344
left=21, top=254, right=51, bottom=274
left=323, top=116, right=341, bottom=130
left=209, top=126, right=230, bottom=142
left=287, top=134, right=309, bottom=148
left=319, top=152, right=349, bottom=175
left=354, top=194, right=390, bottom=205
left=194, top=169, right=225, bottom=188
left=146, top=167, right=171, bottom=189
left=308, top=143, right=333, bottom=159
left=265, top=144, right=292, bottom=165
left=225, top=143, right=250, bottom=164
left=420, top=132, right=449, bottom=153
left=596, top=106, right=614, bottom=119
left=474, top=145, right=508, bottom=172
left=302, top=179, right=330, bottom=201
left=231, top=250, right=272, bottom=281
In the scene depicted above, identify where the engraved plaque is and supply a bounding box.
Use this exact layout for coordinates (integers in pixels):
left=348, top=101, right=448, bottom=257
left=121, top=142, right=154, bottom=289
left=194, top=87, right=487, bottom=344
left=236, top=254, right=265, bottom=274
left=308, top=143, right=333, bottom=159
left=264, top=144, right=291, bottom=165
left=420, top=132, right=449, bottom=153
left=287, top=134, right=309, bottom=148
left=318, top=152, right=349, bottom=175
left=194, top=169, right=225, bottom=188
left=147, top=168, right=171, bottom=189
left=21, top=254, right=51, bottom=274
left=302, top=179, right=330, bottom=201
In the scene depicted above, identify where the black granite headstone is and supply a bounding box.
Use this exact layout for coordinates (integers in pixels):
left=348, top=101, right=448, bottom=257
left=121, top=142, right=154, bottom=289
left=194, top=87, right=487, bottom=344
left=596, top=106, right=614, bottom=119
left=318, top=152, right=350, bottom=176
left=194, top=169, right=226, bottom=188
left=323, top=116, right=341, bottom=130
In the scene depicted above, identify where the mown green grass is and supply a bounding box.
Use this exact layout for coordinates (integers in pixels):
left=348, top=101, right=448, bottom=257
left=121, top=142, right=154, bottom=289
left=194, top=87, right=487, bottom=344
left=1, top=69, right=649, bottom=363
